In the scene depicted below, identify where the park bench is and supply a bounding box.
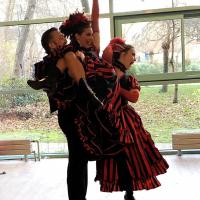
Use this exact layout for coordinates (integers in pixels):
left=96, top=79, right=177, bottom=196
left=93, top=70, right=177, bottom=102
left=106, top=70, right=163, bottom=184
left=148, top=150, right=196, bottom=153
left=172, top=130, right=200, bottom=156
left=0, top=139, right=40, bottom=161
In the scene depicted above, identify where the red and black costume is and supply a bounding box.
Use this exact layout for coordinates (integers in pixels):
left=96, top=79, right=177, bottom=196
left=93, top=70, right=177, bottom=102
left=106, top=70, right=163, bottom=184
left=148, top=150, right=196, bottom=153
left=92, top=38, right=169, bottom=193
left=95, top=69, right=169, bottom=192
left=59, top=0, right=168, bottom=196
left=30, top=43, right=124, bottom=200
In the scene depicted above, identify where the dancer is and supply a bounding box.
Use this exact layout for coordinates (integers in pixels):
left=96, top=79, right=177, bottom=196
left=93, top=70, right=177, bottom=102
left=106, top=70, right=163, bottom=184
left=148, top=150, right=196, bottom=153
left=27, top=27, right=103, bottom=200
left=94, top=37, right=169, bottom=200
left=27, top=3, right=123, bottom=200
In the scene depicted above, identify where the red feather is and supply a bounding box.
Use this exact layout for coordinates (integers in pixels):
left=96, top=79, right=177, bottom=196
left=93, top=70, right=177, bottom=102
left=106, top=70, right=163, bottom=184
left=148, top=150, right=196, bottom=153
left=109, top=37, right=125, bottom=45
left=69, top=11, right=89, bottom=26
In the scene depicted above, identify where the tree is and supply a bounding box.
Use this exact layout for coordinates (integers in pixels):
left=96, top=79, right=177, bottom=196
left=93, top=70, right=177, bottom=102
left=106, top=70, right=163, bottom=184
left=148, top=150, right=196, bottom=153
left=4, top=0, right=15, bottom=41
left=13, top=0, right=37, bottom=78
left=81, top=0, right=90, bottom=13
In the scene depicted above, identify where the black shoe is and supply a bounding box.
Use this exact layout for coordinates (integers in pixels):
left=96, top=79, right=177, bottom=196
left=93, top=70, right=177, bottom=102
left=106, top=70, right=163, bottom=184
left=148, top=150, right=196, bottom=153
left=124, top=192, right=136, bottom=200
left=27, top=78, right=49, bottom=90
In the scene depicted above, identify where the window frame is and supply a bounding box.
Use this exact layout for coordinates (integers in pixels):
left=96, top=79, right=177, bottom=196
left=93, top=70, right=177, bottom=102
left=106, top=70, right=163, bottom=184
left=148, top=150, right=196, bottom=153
left=113, top=6, right=200, bottom=85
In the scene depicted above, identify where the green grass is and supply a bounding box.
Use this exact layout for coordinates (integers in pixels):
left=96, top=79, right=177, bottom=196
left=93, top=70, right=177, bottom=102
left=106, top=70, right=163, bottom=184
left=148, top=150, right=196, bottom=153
left=0, top=130, right=66, bottom=143
left=133, top=84, right=200, bottom=143
left=0, top=84, right=199, bottom=143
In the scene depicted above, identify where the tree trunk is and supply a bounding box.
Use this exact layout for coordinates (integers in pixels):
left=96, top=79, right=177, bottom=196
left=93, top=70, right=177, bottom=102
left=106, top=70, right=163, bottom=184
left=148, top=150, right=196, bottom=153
left=173, top=84, right=178, bottom=103
left=170, top=19, right=179, bottom=103
left=81, top=0, right=90, bottom=13
left=13, top=0, right=37, bottom=78
left=160, top=41, right=170, bottom=93
left=4, top=0, right=15, bottom=41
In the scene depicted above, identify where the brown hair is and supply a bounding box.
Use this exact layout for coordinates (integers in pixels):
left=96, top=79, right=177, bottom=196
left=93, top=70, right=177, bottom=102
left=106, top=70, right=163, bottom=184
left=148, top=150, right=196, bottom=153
left=112, top=43, right=133, bottom=64
left=41, top=27, right=58, bottom=54
left=59, top=12, right=91, bottom=45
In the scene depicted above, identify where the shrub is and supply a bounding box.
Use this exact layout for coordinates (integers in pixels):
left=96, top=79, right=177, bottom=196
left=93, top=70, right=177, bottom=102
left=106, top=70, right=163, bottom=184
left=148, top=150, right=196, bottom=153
left=0, top=77, right=46, bottom=109
left=128, top=63, right=163, bottom=75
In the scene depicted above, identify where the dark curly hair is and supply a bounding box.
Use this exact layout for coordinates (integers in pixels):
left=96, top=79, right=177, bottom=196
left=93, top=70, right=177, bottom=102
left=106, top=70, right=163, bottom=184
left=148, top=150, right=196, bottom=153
left=59, top=11, right=91, bottom=45
left=41, top=27, right=58, bottom=54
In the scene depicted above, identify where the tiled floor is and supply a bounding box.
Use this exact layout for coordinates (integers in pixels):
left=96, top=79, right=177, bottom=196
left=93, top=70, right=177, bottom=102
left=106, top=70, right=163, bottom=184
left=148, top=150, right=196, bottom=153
left=0, top=154, right=200, bottom=200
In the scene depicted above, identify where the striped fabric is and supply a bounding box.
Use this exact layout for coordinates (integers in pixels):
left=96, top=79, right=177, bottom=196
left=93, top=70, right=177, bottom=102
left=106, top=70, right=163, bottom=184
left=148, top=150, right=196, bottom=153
left=72, top=48, right=125, bottom=160
left=95, top=75, right=169, bottom=192
left=48, top=45, right=169, bottom=191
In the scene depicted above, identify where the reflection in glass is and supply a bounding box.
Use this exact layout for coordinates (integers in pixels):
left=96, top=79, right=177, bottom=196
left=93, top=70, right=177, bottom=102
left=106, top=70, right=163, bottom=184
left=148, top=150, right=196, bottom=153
left=0, top=0, right=109, bottom=22
left=1, top=83, right=199, bottom=152
left=88, top=0, right=109, bottom=14
left=113, top=0, right=200, bottom=13
left=0, top=23, right=61, bottom=80
left=0, top=19, right=110, bottom=81
left=122, top=20, right=182, bottom=75
left=0, top=0, right=82, bottom=21
left=184, top=18, right=200, bottom=71
left=99, top=18, right=111, bottom=52
left=132, top=83, right=200, bottom=148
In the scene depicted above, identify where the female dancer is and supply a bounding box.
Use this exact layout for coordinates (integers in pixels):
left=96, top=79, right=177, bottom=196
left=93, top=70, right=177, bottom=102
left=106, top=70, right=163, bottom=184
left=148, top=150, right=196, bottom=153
left=59, top=3, right=169, bottom=199
left=93, top=37, right=169, bottom=200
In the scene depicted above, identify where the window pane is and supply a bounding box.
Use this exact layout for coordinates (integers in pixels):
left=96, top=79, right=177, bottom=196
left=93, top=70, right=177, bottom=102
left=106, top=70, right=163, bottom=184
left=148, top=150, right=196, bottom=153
left=185, top=18, right=200, bottom=71
left=0, top=0, right=82, bottom=21
left=0, top=90, right=67, bottom=154
left=88, top=0, right=109, bottom=14
left=0, top=23, right=62, bottom=80
left=176, top=0, right=200, bottom=7
left=0, top=0, right=109, bottom=22
left=133, top=83, right=200, bottom=149
left=0, top=18, right=110, bottom=153
left=99, top=18, right=111, bottom=53
left=114, top=0, right=172, bottom=12
left=0, top=18, right=110, bottom=81
left=113, top=0, right=200, bottom=13
left=122, top=20, right=182, bottom=75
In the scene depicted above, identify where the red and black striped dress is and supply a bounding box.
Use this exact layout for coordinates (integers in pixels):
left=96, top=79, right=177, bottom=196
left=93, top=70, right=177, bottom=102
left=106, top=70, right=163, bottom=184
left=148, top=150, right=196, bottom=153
left=95, top=73, right=169, bottom=192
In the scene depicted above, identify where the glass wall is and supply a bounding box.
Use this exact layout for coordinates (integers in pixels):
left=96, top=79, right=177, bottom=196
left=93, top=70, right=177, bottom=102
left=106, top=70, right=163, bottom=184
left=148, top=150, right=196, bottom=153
left=184, top=17, right=200, bottom=71
left=0, top=0, right=110, bottom=22
left=88, top=0, right=109, bottom=14
left=133, top=83, right=200, bottom=149
left=0, top=0, right=82, bottom=21
left=122, top=19, right=182, bottom=75
left=0, top=1, right=200, bottom=153
left=115, top=8, right=200, bottom=147
left=113, top=0, right=200, bottom=13
left=0, top=13, right=110, bottom=155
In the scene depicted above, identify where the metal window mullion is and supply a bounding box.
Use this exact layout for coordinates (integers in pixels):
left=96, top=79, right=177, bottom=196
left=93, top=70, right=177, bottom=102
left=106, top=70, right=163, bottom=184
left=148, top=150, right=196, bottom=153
left=109, top=0, right=114, bottom=38
left=0, top=17, right=65, bottom=27
left=0, top=13, right=111, bottom=28
left=181, top=17, right=186, bottom=72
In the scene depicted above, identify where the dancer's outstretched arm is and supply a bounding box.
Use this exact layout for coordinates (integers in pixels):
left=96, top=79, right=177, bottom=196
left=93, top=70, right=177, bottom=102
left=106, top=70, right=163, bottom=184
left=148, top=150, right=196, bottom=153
left=91, top=0, right=100, bottom=52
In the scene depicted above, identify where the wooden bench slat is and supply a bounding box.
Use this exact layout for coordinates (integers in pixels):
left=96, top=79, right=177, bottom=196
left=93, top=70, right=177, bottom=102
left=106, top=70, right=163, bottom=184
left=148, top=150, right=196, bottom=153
left=0, top=144, right=30, bottom=151
left=172, top=135, right=200, bottom=138
left=173, top=144, right=200, bottom=149
left=172, top=138, right=200, bottom=145
left=172, top=131, right=200, bottom=155
left=0, top=140, right=32, bottom=161
left=0, top=150, right=31, bottom=155
left=0, top=140, right=30, bottom=145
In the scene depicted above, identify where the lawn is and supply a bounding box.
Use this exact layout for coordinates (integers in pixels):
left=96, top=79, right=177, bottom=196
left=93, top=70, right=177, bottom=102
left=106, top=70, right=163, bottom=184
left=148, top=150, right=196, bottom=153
left=0, top=84, right=199, bottom=143
left=133, top=84, right=200, bottom=142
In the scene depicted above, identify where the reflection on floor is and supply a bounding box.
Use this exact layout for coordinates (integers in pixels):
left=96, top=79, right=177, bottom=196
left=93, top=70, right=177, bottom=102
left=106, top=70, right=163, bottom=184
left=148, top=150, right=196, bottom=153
left=0, top=154, right=200, bottom=200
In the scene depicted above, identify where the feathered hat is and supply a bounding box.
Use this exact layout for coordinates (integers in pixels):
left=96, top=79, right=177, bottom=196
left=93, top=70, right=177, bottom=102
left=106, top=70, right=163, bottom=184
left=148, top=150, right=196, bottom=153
left=59, top=11, right=90, bottom=37
left=102, top=37, right=126, bottom=64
